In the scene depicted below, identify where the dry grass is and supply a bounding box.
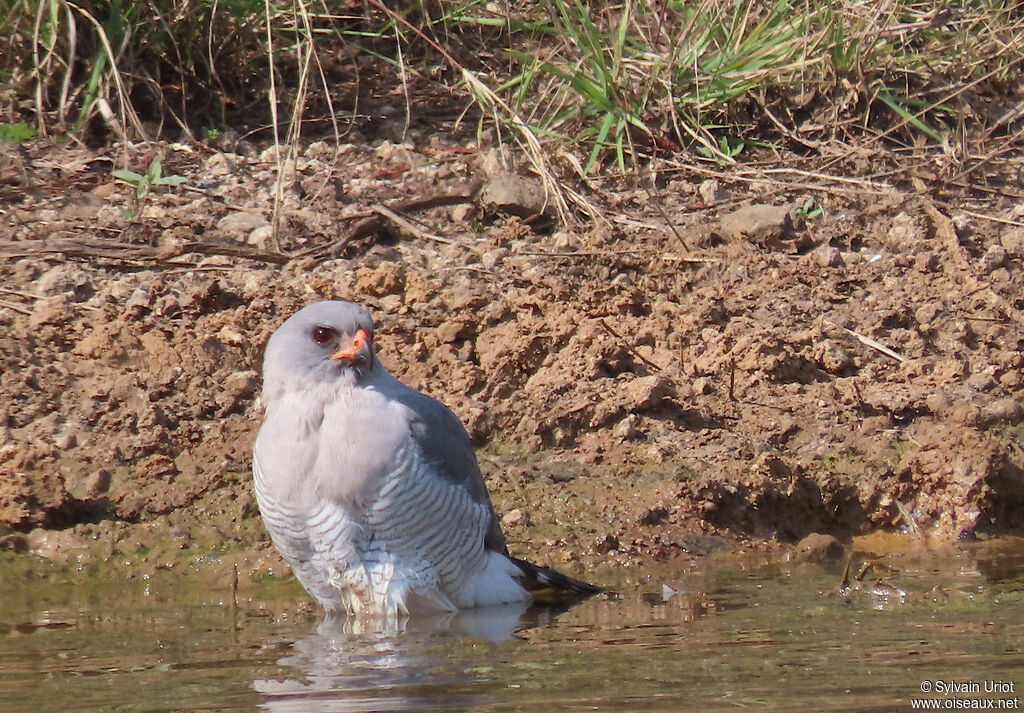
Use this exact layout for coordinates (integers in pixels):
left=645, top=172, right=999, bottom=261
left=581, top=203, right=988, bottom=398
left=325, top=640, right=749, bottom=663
left=2, top=0, right=1022, bottom=219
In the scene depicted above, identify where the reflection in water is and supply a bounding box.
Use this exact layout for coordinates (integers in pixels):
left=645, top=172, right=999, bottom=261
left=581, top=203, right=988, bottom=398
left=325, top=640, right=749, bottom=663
left=253, top=602, right=531, bottom=713
left=3, top=539, right=1024, bottom=713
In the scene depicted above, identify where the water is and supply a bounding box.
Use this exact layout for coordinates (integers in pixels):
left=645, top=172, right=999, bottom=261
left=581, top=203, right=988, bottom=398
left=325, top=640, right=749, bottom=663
left=2, top=539, right=1024, bottom=713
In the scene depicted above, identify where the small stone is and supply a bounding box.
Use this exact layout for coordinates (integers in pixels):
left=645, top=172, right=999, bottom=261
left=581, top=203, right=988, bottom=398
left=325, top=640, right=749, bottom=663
left=981, top=244, right=1008, bottom=272
left=793, top=533, right=845, bottom=563
left=1000, top=227, right=1024, bottom=255
left=594, top=533, right=619, bottom=553
left=247, top=225, right=275, bottom=250
left=613, top=414, right=640, bottom=440
left=977, top=398, right=1023, bottom=427
left=720, top=204, right=791, bottom=244
left=217, top=211, right=269, bottom=238
left=690, top=377, right=713, bottom=396
left=914, top=251, right=940, bottom=272
left=815, top=245, right=845, bottom=268
left=85, top=469, right=112, bottom=498
left=501, top=508, right=530, bottom=527
left=623, top=374, right=672, bottom=411
left=698, top=179, right=728, bottom=204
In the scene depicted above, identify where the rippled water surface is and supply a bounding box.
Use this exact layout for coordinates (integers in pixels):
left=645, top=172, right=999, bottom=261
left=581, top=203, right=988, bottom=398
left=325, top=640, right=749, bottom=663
left=3, top=539, right=1024, bottom=712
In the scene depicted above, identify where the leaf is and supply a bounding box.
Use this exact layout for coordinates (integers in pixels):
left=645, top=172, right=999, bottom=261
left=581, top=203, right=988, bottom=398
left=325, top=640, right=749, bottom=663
left=154, top=175, right=187, bottom=187
left=876, top=91, right=944, bottom=143
left=111, top=169, right=145, bottom=184
left=584, top=111, right=616, bottom=175
left=145, top=154, right=164, bottom=184
left=0, top=122, right=37, bottom=143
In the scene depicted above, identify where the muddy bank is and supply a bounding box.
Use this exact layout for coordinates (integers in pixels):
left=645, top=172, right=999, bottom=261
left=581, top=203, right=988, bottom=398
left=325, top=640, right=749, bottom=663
left=1, top=136, right=1023, bottom=587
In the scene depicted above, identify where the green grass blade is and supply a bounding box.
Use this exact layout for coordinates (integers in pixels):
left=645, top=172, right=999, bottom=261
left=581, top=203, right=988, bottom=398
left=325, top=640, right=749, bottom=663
left=876, top=91, right=944, bottom=142
left=584, top=110, right=616, bottom=174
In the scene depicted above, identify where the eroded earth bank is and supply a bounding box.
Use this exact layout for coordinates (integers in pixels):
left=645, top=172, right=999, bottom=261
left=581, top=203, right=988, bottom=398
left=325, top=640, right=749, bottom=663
left=1, top=136, right=1023, bottom=598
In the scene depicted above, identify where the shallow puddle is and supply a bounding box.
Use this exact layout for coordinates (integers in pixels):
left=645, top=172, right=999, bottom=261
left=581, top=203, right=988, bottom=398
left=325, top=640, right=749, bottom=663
left=2, top=539, right=1024, bottom=712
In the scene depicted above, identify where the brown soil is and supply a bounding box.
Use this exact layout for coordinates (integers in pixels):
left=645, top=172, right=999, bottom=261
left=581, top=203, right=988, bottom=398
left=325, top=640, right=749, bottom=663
left=1, top=130, right=1023, bottom=590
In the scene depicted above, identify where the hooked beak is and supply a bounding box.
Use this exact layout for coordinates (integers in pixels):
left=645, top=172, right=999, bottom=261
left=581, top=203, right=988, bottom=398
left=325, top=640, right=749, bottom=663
left=329, top=327, right=370, bottom=363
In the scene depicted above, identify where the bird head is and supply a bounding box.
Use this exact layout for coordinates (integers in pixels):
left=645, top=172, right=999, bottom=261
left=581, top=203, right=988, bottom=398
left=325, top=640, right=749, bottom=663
left=262, top=301, right=377, bottom=403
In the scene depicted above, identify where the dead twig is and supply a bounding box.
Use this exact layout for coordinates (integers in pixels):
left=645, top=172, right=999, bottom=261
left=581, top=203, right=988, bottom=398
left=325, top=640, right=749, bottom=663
left=0, top=236, right=290, bottom=266
left=294, top=185, right=481, bottom=260
left=0, top=286, right=42, bottom=300
left=370, top=204, right=454, bottom=246
left=0, top=300, right=32, bottom=315
left=728, top=358, right=736, bottom=401
left=825, top=320, right=908, bottom=363
left=952, top=209, right=1024, bottom=229
left=598, top=318, right=668, bottom=373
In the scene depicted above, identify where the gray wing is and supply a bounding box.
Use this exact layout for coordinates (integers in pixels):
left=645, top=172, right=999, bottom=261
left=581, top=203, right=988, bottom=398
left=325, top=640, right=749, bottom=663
left=375, top=374, right=508, bottom=554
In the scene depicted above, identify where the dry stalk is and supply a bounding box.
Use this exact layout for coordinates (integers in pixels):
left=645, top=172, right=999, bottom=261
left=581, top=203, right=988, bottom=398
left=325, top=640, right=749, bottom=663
left=263, top=0, right=284, bottom=252
left=825, top=320, right=908, bottom=364
left=361, top=0, right=603, bottom=227
left=370, top=204, right=454, bottom=246
left=0, top=300, right=32, bottom=316
left=599, top=318, right=668, bottom=374
left=64, top=1, right=148, bottom=141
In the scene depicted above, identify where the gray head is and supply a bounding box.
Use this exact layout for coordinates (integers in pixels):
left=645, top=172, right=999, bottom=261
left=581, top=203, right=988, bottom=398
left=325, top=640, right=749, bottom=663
left=262, top=301, right=377, bottom=404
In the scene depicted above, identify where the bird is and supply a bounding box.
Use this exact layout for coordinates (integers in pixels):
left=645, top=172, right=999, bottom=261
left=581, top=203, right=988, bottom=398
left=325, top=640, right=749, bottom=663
left=252, top=300, right=599, bottom=619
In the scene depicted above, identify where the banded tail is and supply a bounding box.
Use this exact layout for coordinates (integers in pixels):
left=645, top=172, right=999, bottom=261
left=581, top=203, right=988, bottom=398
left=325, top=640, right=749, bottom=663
left=509, top=556, right=602, bottom=605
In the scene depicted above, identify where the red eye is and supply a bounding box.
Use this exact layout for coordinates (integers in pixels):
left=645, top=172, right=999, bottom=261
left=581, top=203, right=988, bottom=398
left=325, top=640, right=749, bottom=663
left=311, top=326, right=334, bottom=344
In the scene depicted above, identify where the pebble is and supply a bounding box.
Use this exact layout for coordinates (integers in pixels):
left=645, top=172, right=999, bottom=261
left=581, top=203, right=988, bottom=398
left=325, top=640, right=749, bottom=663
left=248, top=225, right=275, bottom=250
left=792, top=532, right=845, bottom=563
left=1000, top=227, right=1024, bottom=255
left=501, top=508, right=530, bottom=527
left=593, top=533, right=620, bottom=553
left=980, top=244, right=1008, bottom=272
left=85, top=469, right=112, bottom=498
left=217, top=211, right=269, bottom=238
left=623, top=374, right=672, bottom=411
left=719, top=203, right=791, bottom=243
left=613, top=414, right=640, bottom=440
left=914, top=251, right=940, bottom=272
left=815, top=246, right=845, bottom=268
left=977, top=398, right=1023, bottom=427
